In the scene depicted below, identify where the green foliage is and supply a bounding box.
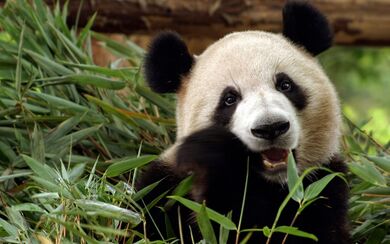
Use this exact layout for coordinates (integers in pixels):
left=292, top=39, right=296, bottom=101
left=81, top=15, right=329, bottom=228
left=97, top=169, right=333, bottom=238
left=343, top=119, right=390, bottom=244
left=0, top=0, right=388, bottom=243
left=0, top=0, right=174, bottom=242
left=320, top=47, right=390, bottom=144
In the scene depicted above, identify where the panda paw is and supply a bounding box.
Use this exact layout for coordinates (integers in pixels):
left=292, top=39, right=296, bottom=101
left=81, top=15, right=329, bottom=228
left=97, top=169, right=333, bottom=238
left=176, top=125, right=250, bottom=175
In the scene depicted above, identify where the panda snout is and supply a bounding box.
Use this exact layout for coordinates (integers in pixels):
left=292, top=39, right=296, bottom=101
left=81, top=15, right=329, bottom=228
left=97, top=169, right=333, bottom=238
left=251, top=120, right=290, bottom=140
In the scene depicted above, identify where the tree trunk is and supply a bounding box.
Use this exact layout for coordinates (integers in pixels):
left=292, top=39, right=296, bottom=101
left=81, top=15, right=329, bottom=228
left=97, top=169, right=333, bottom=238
left=59, top=0, right=390, bottom=46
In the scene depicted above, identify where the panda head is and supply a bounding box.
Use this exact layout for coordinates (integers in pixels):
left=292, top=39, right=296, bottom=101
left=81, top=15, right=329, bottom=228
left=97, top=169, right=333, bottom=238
left=144, top=1, right=341, bottom=182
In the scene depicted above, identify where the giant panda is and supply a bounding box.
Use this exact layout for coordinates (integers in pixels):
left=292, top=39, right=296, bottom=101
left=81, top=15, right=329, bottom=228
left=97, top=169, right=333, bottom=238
left=137, top=1, right=350, bottom=243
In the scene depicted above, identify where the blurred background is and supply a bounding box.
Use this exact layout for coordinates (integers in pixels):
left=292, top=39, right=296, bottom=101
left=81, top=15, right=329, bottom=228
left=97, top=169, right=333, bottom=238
left=320, top=47, right=390, bottom=144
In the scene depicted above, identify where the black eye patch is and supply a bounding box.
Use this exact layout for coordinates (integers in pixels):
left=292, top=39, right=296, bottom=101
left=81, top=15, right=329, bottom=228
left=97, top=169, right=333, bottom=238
left=275, top=73, right=307, bottom=110
left=213, top=87, right=241, bottom=126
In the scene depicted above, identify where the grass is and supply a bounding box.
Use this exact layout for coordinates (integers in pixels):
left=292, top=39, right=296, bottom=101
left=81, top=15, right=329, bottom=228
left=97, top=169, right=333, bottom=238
left=0, top=0, right=389, bottom=243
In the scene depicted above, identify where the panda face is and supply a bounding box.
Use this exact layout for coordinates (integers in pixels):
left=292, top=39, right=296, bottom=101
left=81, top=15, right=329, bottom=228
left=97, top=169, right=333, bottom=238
left=176, top=31, right=341, bottom=182
left=145, top=2, right=340, bottom=183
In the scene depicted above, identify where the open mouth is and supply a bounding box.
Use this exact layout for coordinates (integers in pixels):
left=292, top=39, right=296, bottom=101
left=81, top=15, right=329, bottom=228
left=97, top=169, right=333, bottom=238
left=260, top=148, right=289, bottom=171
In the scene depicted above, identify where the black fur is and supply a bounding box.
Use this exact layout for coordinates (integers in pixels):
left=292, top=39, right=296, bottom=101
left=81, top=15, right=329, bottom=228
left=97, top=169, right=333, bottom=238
left=282, top=0, right=333, bottom=55
left=144, top=31, right=193, bottom=93
left=137, top=126, right=350, bottom=243
left=213, top=87, right=241, bottom=126
left=276, top=72, right=308, bottom=110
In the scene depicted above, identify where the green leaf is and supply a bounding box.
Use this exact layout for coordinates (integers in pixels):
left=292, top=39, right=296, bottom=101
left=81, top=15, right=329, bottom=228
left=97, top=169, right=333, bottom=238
left=105, top=155, right=157, bottom=177
left=135, top=85, right=175, bottom=115
left=197, top=202, right=218, bottom=244
left=273, top=226, right=318, bottom=241
left=77, top=12, right=97, bottom=46
left=31, top=123, right=45, bottom=163
left=132, top=179, right=162, bottom=202
left=45, top=115, right=83, bottom=144
left=15, top=23, right=25, bottom=98
left=21, top=154, right=57, bottom=181
left=349, top=159, right=387, bottom=187
left=46, top=125, right=102, bottom=153
left=75, top=200, right=142, bottom=225
left=24, top=49, right=73, bottom=75
left=219, top=212, right=232, bottom=244
left=287, top=152, right=304, bottom=202
left=29, top=91, right=89, bottom=112
left=168, top=196, right=236, bottom=230
left=11, top=203, right=46, bottom=213
left=31, top=176, right=72, bottom=199
left=66, top=74, right=126, bottom=89
left=345, top=135, right=364, bottom=153
left=61, top=62, right=137, bottom=79
left=92, top=32, right=142, bottom=60
left=5, top=207, right=27, bottom=232
left=0, top=218, right=18, bottom=236
left=79, top=223, right=130, bottom=237
left=165, top=175, right=194, bottom=209
left=68, top=163, right=86, bottom=182
left=50, top=24, right=87, bottom=62
left=0, top=172, right=32, bottom=182
left=304, top=173, right=341, bottom=201
left=366, top=155, right=390, bottom=172
left=0, top=140, right=17, bottom=162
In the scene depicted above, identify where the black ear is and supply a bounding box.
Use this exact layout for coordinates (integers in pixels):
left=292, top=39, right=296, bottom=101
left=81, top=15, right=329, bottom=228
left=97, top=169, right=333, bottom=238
left=282, top=0, right=333, bottom=55
left=144, top=31, right=194, bottom=93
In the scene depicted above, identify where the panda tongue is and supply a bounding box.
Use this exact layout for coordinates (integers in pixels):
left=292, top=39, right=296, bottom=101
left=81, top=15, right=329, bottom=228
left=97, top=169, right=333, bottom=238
left=261, top=148, right=289, bottom=163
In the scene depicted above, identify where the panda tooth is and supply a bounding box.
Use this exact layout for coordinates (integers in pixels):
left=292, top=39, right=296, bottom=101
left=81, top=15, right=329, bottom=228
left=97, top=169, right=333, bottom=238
left=263, top=160, right=287, bottom=169
left=263, top=160, right=275, bottom=168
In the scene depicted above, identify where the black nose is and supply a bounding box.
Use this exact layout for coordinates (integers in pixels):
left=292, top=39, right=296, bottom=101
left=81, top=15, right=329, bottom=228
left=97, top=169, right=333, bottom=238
left=251, top=121, right=290, bottom=140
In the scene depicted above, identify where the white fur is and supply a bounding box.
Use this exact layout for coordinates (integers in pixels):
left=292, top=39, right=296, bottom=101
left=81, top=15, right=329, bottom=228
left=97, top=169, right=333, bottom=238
left=231, top=87, right=300, bottom=153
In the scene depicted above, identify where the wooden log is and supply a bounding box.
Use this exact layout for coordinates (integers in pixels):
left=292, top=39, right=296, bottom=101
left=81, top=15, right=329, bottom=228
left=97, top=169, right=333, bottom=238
left=57, top=0, right=390, bottom=46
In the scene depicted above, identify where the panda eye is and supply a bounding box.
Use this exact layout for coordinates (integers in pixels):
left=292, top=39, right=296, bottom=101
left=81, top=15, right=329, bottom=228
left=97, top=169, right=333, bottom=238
left=276, top=73, right=294, bottom=92
left=279, top=80, right=292, bottom=91
left=224, top=93, right=237, bottom=106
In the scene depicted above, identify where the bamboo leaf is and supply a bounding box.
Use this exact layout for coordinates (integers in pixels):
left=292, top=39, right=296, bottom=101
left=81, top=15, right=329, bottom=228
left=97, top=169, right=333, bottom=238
left=50, top=24, right=87, bottom=62
left=105, top=155, right=157, bottom=177
left=75, top=200, right=142, bottom=225
left=31, top=123, right=45, bottom=163
left=46, top=125, right=101, bottom=153
left=21, top=154, right=56, bottom=182
left=349, top=159, right=387, bottom=187
left=61, top=62, right=138, bottom=79
left=0, top=218, right=18, bottom=236
left=287, top=152, right=304, bottom=202
left=0, top=172, right=32, bottom=182
left=24, top=49, right=73, bottom=75
left=273, top=226, right=318, bottom=241
left=15, top=23, right=25, bottom=98
left=132, top=179, right=162, bottom=202
left=45, top=115, right=83, bottom=144
left=11, top=203, right=46, bottom=213
left=168, top=196, right=237, bottom=230
left=77, top=12, right=97, bottom=47
left=29, top=91, right=89, bottom=112
left=66, top=74, right=126, bottom=89
left=366, top=155, right=390, bottom=172
left=303, top=173, right=341, bottom=201
left=135, top=85, right=175, bottom=115
left=197, top=202, right=218, bottom=244
left=92, top=32, right=142, bottom=60
left=31, top=175, right=72, bottom=199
